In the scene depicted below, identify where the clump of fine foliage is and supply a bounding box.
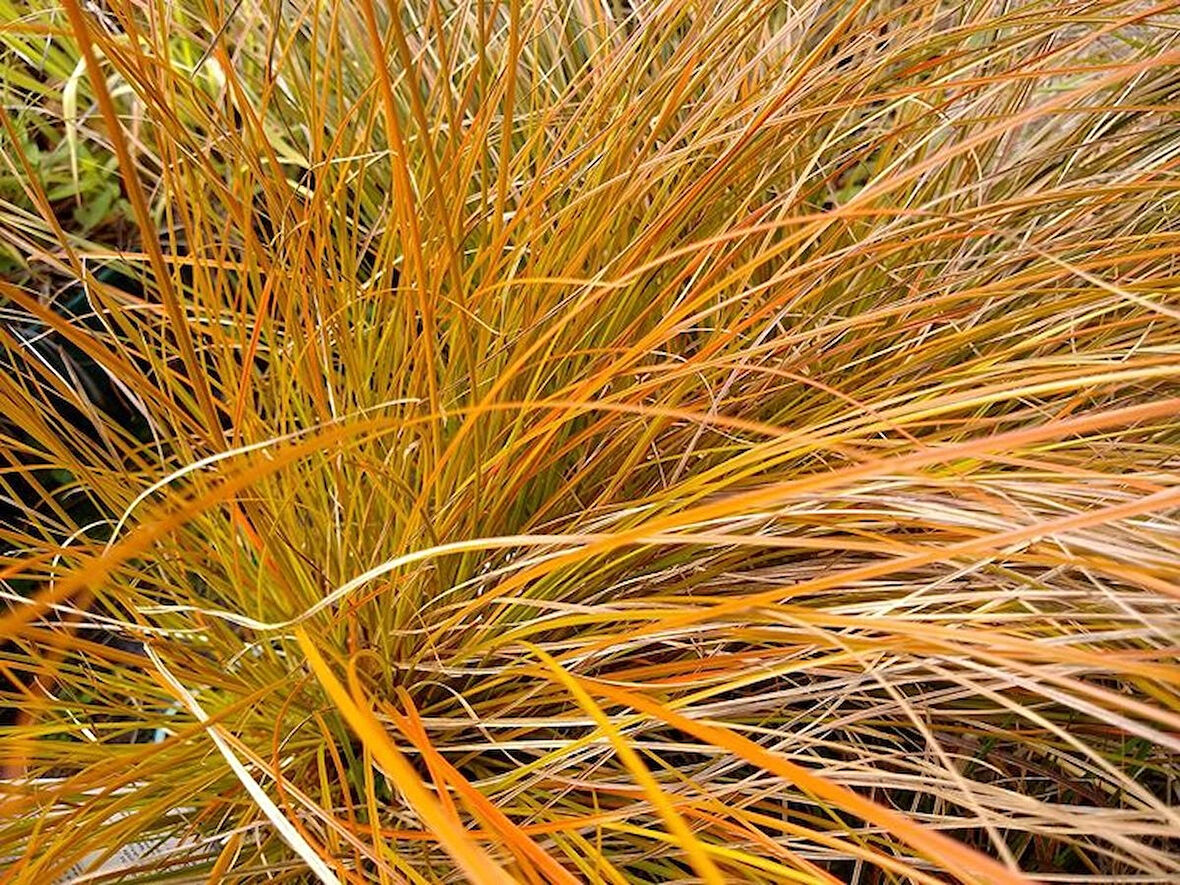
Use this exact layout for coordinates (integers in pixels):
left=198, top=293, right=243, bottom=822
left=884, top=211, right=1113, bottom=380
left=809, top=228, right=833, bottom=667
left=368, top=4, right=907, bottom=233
left=2, top=0, right=1180, bottom=882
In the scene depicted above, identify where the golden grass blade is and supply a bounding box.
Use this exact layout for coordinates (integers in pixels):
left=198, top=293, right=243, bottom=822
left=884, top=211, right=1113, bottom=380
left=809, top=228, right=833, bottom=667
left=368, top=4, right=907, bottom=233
left=293, top=627, right=515, bottom=885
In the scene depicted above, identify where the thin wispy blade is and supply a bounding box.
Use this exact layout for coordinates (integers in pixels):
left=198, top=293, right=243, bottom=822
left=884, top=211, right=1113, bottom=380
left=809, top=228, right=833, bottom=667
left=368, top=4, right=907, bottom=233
left=145, top=645, right=343, bottom=885
left=191, top=0, right=249, bottom=76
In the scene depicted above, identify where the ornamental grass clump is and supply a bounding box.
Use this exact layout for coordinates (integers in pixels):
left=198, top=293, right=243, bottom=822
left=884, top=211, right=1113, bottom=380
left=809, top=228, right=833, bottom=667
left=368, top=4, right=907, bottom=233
left=2, top=0, right=1180, bottom=881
